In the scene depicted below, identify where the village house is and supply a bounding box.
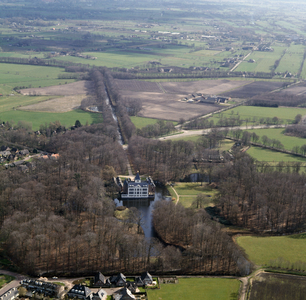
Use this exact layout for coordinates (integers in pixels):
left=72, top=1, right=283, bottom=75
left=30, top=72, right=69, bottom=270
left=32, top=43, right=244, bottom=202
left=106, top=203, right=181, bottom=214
left=20, top=279, right=60, bottom=297
left=140, top=271, right=153, bottom=285
left=93, top=272, right=111, bottom=288
left=109, top=273, right=126, bottom=287
left=113, top=288, right=136, bottom=300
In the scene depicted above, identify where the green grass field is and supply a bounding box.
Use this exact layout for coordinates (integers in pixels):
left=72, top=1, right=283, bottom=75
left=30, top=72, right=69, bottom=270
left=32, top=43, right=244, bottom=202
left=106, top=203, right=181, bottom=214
left=130, top=116, right=177, bottom=129
left=169, top=182, right=218, bottom=208
left=236, top=46, right=286, bottom=73
left=275, top=43, right=305, bottom=74
left=246, top=128, right=306, bottom=151
left=0, top=109, right=102, bottom=130
left=247, top=146, right=306, bottom=162
left=237, top=235, right=306, bottom=266
left=147, top=278, right=240, bottom=300
left=212, top=106, right=306, bottom=125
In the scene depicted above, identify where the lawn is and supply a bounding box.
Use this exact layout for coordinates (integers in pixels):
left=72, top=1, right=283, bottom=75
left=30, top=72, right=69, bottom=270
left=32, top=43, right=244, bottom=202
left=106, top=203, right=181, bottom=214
left=147, top=278, right=240, bottom=300
left=0, top=109, right=103, bottom=130
left=168, top=183, right=218, bottom=208
left=237, top=235, right=306, bottom=266
left=130, top=116, right=177, bottom=129
left=247, top=146, right=306, bottom=162
left=0, top=274, right=15, bottom=288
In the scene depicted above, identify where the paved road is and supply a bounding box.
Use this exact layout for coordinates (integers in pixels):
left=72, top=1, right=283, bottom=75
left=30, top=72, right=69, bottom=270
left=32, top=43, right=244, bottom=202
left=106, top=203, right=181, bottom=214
left=0, top=270, right=28, bottom=295
left=159, top=124, right=287, bottom=141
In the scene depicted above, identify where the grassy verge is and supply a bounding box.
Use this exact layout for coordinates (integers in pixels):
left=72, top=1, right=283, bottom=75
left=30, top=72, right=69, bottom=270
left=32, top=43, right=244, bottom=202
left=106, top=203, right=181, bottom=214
left=147, top=278, right=240, bottom=300
left=0, top=275, right=15, bottom=288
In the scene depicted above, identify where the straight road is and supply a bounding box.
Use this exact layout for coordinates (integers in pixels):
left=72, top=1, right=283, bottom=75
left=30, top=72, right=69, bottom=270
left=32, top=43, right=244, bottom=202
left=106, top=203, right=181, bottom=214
left=159, top=124, right=287, bottom=141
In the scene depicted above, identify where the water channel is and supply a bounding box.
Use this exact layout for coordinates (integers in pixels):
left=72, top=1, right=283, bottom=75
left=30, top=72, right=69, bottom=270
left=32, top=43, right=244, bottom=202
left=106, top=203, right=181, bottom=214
left=114, top=188, right=170, bottom=239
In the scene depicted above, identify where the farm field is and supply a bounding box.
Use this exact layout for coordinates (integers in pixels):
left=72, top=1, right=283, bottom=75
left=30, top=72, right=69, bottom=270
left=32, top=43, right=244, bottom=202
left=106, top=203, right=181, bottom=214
left=236, top=235, right=306, bottom=266
left=159, top=79, right=249, bottom=95
left=220, top=81, right=283, bottom=98
left=246, top=128, right=306, bottom=151
left=275, top=43, right=305, bottom=75
left=235, top=46, right=286, bottom=73
left=117, top=79, right=250, bottom=121
left=0, top=63, right=76, bottom=89
left=0, top=109, right=102, bottom=130
left=247, top=146, right=306, bottom=163
left=130, top=116, right=177, bottom=129
left=147, top=278, right=240, bottom=300
left=20, top=81, right=94, bottom=96
left=249, top=273, right=306, bottom=300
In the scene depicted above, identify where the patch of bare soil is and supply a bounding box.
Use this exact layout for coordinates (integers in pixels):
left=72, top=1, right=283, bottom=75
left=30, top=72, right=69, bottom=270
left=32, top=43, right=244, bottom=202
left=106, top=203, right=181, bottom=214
left=221, top=81, right=283, bottom=98
left=19, top=94, right=87, bottom=113
left=123, top=91, right=220, bottom=121
left=20, top=81, right=94, bottom=96
left=160, top=79, right=250, bottom=95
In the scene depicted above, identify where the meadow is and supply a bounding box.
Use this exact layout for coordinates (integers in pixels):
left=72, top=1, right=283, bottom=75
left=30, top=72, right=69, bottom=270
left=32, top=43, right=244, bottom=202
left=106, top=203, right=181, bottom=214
left=275, top=43, right=305, bottom=74
left=247, top=146, right=306, bottom=163
left=237, top=235, right=306, bottom=266
left=0, top=109, right=102, bottom=130
left=147, top=278, right=240, bottom=300
left=246, top=128, right=306, bottom=151
left=211, top=106, right=306, bottom=124
left=235, top=46, right=286, bottom=73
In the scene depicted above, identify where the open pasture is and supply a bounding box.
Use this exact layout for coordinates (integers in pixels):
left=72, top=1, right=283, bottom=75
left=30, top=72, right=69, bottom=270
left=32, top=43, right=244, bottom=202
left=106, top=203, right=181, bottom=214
left=221, top=81, right=283, bottom=98
left=215, top=106, right=306, bottom=123
left=0, top=109, right=102, bottom=130
left=247, top=146, right=306, bottom=162
left=250, top=273, right=306, bottom=300
left=275, top=43, right=305, bottom=74
left=147, top=277, right=240, bottom=300
left=235, top=46, right=286, bottom=73
left=246, top=128, right=306, bottom=151
left=237, top=235, right=306, bottom=266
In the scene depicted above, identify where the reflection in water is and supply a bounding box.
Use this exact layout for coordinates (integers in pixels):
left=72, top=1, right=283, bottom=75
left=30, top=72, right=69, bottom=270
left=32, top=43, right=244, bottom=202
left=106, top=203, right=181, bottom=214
left=115, top=188, right=169, bottom=239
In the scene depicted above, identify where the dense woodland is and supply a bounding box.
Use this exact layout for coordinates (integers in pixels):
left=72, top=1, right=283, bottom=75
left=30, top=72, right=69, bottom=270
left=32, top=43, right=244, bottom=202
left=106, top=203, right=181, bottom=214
left=215, top=156, right=306, bottom=233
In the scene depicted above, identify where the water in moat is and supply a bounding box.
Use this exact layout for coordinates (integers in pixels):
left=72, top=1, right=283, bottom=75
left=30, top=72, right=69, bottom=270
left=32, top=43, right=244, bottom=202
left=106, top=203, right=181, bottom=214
left=114, top=187, right=170, bottom=239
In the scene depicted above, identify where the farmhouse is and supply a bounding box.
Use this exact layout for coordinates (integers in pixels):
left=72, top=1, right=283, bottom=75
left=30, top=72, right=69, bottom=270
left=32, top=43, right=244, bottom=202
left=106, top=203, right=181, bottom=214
left=116, top=172, right=155, bottom=199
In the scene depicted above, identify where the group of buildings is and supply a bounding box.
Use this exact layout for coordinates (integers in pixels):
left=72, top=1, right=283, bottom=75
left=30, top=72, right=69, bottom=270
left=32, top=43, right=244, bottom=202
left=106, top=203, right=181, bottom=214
left=1, top=272, right=154, bottom=300
left=183, top=94, right=230, bottom=104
